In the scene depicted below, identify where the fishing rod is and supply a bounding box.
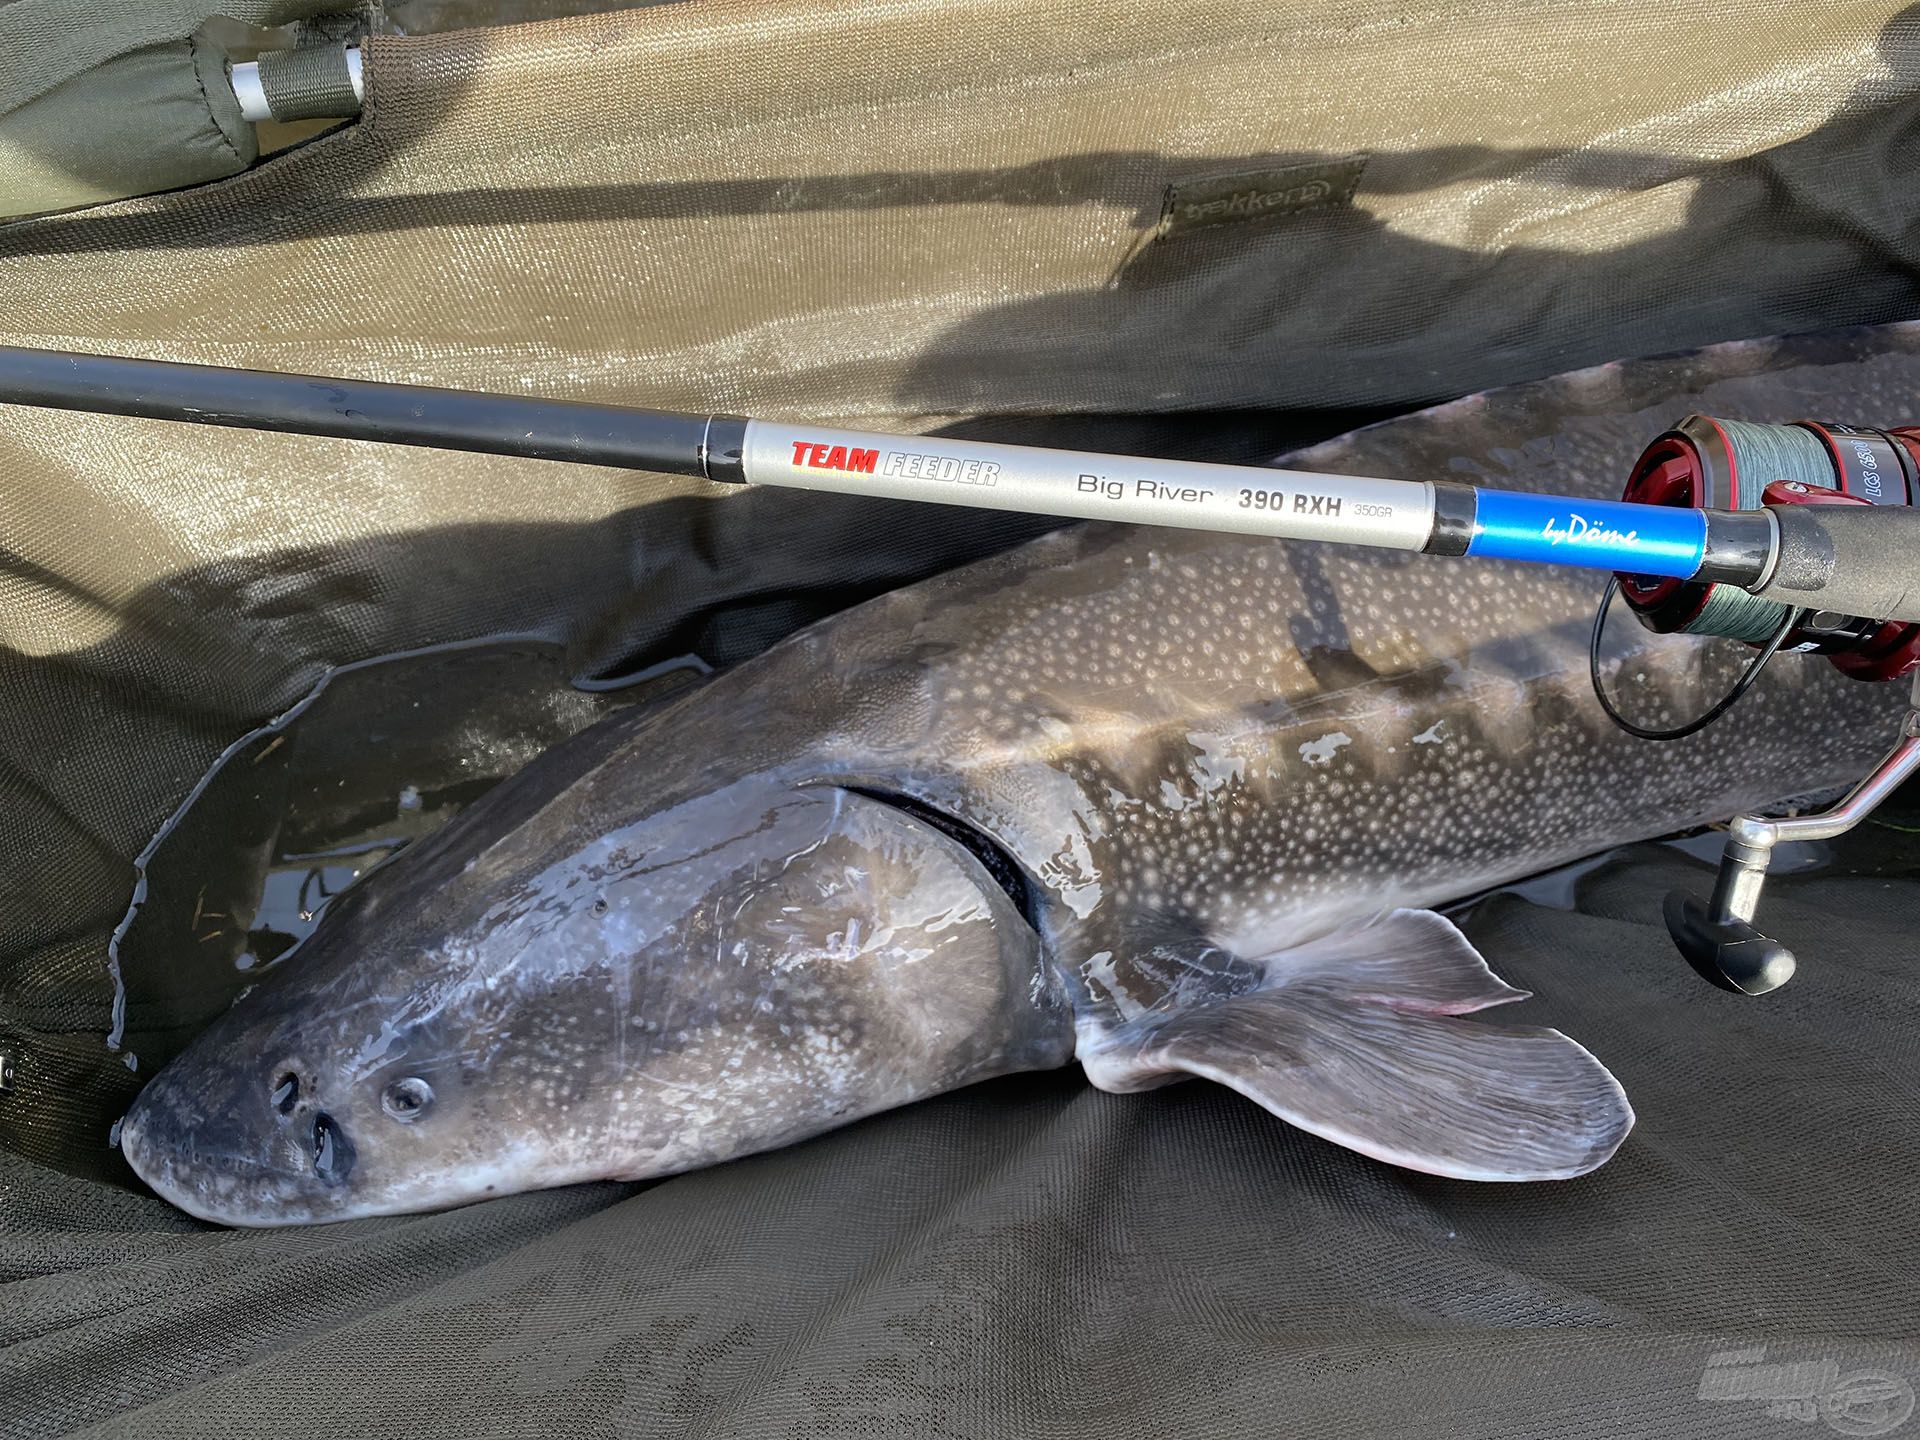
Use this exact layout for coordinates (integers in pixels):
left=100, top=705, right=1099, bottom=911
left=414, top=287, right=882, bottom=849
left=1, top=345, right=1911, bottom=615
left=2, top=345, right=1918, bottom=995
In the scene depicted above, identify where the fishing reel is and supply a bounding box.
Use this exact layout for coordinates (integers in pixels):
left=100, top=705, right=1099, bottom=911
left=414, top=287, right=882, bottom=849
left=1603, top=415, right=1920, bottom=995
left=1618, top=416, right=1920, bottom=679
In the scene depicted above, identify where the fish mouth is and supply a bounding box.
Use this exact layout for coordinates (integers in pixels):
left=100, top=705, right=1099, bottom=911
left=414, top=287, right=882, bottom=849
left=118, top=1095, right=341, bottom=1228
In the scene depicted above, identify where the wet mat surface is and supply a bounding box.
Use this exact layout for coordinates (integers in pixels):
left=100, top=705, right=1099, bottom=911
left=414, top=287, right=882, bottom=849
left=5, top=795, right=1919, bottom=1440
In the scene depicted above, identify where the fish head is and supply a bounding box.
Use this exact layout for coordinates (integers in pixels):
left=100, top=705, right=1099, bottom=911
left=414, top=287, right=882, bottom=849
left=120, top=771, right=1058, bottom=1225
left=117, top=971, right=389, bottom=1226
left=115, top=857, right=525, bottom=1226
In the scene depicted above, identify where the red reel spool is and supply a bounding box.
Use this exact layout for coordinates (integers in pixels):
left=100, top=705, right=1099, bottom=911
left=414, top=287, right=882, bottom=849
left=1616, top=415, right=1920, bottom=681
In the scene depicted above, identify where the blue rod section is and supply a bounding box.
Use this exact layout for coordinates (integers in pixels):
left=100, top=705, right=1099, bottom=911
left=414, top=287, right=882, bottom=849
left=1465, top=491, right=1708, bottom=579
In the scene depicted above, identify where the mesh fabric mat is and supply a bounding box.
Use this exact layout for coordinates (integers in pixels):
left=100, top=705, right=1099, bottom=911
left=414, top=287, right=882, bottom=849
left=6, top=828, right=1920, bottom=1438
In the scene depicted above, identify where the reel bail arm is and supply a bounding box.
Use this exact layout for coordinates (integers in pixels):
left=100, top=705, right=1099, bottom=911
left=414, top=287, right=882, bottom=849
left=1666, top=669, right=1920, bottom=994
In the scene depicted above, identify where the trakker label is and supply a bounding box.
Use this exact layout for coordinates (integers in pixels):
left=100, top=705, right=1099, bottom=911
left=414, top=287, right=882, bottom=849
left=1159, top=155, right=1368, bottom=237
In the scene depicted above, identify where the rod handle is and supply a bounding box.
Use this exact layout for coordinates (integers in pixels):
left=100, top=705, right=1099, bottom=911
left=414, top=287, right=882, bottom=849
left=1755, top=504, right=1920, bottom=624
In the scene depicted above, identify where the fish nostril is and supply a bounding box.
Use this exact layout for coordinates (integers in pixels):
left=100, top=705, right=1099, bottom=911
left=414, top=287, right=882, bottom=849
left=311, top=1112, right=356, bottom=1186
left=271, top=1072, right=299, bottom=1114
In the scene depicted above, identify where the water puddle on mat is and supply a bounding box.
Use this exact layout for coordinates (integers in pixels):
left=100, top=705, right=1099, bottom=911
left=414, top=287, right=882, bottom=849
left=104, top=636, right=707, bottom=1085
left=1443, top=833, right=1837, bottom=920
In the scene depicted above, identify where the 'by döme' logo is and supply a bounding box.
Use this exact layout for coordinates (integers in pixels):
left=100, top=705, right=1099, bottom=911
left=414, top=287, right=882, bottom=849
left=1699, top=1346, right=1915, bottom=1436
left=1540, top=512, right=1641, bottom=548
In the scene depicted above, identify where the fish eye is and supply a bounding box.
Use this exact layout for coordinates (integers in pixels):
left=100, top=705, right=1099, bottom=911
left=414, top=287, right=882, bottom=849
left=271, top=1072, right=299, bottom=1114
left=381, top=1076, right=434, bottom=1122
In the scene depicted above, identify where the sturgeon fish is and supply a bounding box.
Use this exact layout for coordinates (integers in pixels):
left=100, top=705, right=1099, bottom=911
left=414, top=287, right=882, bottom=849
left=119, top=326, right=1912, bottom=1225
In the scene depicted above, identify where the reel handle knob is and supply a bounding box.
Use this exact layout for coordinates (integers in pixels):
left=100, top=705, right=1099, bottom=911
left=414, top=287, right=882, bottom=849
left=1663, top=892, right=1797, bottom=996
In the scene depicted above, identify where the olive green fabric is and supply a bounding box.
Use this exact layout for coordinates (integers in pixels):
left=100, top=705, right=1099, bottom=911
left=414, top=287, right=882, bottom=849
left=7, top=2, right=1920, bottom=413
left=254, top=42, right=361, bottom=121
left=0, top=1, right=348, bottom=219
left=0, top=37, right=258, bottom=219
left=0, top=0, right=339, bottom=116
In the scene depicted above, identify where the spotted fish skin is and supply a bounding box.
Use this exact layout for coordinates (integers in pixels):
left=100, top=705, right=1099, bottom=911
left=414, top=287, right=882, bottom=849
left=120, top=325, right=1915, bottom=1223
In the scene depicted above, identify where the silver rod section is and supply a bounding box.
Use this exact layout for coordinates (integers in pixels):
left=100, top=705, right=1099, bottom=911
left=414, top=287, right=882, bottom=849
left=742, top=420, right=1438, bottom=550
left=230, top=60, right=271, bottom=123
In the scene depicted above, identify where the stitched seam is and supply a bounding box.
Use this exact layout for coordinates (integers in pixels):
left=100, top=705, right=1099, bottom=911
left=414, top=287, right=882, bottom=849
left=187, top=32, right=245, bottom=166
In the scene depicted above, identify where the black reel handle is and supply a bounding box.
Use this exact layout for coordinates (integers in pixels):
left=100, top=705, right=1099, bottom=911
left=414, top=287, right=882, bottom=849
left=1662, top=892, right=1797, bottom=996
left=1661, top=684, right=1920, bottom=996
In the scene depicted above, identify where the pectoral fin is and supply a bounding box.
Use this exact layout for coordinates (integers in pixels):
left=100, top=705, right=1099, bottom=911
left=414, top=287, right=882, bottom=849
left=1082, top=910, right=1633, bottom=1181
